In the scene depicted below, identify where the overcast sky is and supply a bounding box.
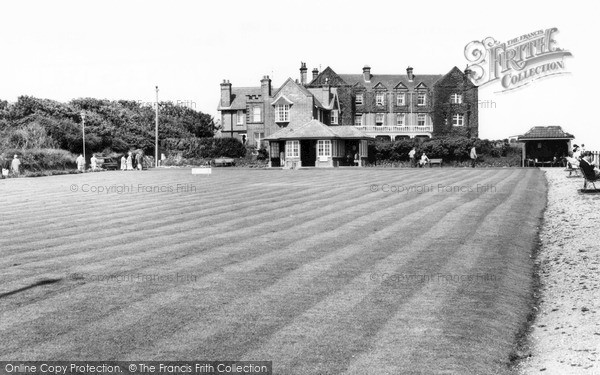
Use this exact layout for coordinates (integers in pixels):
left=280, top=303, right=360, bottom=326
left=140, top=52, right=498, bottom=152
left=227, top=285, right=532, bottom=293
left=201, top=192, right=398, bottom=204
left=2, top=0, right=598, bottom=149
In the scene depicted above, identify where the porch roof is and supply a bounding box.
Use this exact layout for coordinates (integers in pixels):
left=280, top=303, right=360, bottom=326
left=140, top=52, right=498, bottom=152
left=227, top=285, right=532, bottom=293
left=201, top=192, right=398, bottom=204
left=265, top=120, right=373, bottom=141
left=517, top=126, right=574, bottom=141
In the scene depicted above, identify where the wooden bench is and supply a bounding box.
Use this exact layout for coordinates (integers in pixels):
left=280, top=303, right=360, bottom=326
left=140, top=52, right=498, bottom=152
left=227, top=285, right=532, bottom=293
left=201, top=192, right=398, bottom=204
left=429, top=158, right=443, bottom=167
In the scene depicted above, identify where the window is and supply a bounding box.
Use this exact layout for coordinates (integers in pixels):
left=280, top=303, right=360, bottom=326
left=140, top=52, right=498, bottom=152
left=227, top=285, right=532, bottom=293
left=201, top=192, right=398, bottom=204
left=450, top=93, right=463, bottom=104
left=396, top=113, right=405, bottom=126
left=254, top=132, right=264, bottom=145
left=286, top=140, right=299, bottom=158
left=252, top=106, right=261, bottom=122
left=275, top=104, right=289, bottom=122
left=331, top=110, right=339, bottom=125
left=236, top=110, right=244, bottom=125
left=355, top=94, right=364, bottom=105
left=375, top=113, right=385, bottom=126
left=354, top=114, right=363, bottom=126
left=396, top=93, right=405, bottom=106
left=376, top=93, right=385, bottom=105
left=317, top=140, right=331, bottom=157
left=417, top=93, right=426, bottom=106
left=417, top=113, right=426, bottom=126
left=452, top=114, right=464, bottom=126
left=271, top=142, right=279, bottom=156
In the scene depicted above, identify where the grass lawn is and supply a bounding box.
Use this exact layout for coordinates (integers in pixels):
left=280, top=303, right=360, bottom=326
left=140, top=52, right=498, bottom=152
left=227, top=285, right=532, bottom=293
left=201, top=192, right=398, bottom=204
left=0, top=167, right=546, bottom=374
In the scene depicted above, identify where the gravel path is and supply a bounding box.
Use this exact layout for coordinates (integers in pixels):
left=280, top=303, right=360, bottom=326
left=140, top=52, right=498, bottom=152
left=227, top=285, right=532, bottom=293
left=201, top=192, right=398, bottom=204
left=520, top=168, right=600, bottom=374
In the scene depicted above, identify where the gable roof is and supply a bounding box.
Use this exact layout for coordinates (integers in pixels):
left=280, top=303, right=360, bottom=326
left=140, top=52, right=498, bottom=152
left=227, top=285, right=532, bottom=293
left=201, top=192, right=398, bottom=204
left=272, top=77, right=314, bottom=98
left=517, top=126, right=575, bottom=140
left=265, top=119, right=372, bottom=140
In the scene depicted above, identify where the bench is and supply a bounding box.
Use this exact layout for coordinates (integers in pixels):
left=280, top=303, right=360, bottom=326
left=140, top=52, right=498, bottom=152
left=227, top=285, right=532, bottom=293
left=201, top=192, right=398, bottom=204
left=429, top=158, right=443, bottom=167
left=213, top=157, right=235, bottom=167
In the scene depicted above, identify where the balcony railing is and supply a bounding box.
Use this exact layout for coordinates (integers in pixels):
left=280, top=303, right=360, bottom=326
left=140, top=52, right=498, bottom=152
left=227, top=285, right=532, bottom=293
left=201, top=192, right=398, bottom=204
left=354, top=125, right=433, bottom=133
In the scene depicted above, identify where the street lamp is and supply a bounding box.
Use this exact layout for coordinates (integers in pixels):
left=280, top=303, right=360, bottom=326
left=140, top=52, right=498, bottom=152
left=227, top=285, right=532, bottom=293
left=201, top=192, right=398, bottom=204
left=155, top=86, right=159, bottom=168
left=81, top=112, right=86, bottom=168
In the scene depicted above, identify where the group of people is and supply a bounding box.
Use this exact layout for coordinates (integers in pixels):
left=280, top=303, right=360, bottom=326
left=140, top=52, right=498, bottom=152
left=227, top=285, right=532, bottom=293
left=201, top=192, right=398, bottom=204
left=75, top=151, right=145, bottom=172
left=571, top=144, right=600, bottom=180
left=1, top=155, right=21, bottom=178
left=407, top=146, right=478, bottom=168
left=120, top=151, right=144, bottom=171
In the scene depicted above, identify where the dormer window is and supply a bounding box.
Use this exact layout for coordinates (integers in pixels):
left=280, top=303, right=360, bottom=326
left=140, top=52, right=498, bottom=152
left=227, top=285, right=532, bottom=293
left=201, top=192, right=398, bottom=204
left=275, top=104, right=289, bottom=122
left=450, top=93, right=463, bottom=104
left=376, top=93, right=385, bottom=106
left=417, top=93, right=426, bottom=106
left=331, top=110, right=339, bottom=125
left=355, top=94, right=364, bottom=105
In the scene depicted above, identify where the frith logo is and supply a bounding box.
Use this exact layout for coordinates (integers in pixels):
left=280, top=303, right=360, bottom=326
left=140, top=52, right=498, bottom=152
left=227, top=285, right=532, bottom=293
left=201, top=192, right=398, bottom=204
left=464, top=27, right=572, bottom=92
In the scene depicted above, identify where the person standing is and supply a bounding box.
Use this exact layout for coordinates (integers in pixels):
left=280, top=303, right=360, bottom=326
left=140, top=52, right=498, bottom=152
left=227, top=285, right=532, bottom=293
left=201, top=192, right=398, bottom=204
left=126, top=152, right=133, bottom=170
left=1, top=157, right=10, bottom=179
left=470, top=146, right=478, bottom=168
left=135, top=152, right=143, bottom=170
left=160, top=153, right=166, bottom=167
left=90, top=154, right=98, bottom=171
left=408, top=147, right=416, bottom=168
left=279, top=150, right=285, bottom=168
left=76, top=154, right=85, bottom=172
left=11, top=155, right=21, bottom=176
left=120, top=155, right=127, bottom=171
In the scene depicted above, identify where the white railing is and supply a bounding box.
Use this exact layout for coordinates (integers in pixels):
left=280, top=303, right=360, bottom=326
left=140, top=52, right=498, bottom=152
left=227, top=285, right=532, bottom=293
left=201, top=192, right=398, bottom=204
left=354, top=125, right=433, bottom=133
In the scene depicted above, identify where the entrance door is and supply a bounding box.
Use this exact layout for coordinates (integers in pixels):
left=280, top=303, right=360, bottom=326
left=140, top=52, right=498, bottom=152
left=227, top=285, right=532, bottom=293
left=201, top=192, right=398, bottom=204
left=300, top=140, right=316, bottom=167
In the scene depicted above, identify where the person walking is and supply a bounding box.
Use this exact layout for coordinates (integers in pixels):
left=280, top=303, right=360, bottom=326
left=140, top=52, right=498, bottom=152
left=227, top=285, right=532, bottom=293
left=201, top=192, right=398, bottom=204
left=76, top=154, right=85, bottom=172
left=408, top=147, right=416, bottom=168
left=11, top=155, right=21, bottom=176
left=470, top=146, right=478, bottom=168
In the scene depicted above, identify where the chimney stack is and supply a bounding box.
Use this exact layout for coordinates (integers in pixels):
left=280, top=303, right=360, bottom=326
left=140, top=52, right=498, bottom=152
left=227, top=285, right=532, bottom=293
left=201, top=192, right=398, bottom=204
left=220, top=79, right=232, bottom=107
left=300, top=62, right=307, bottom=85
left=312, top=68, right=319, bottom=81
left=363, top=65, right=371, bottom=82
left=260, top=75, right=271, bottom=98
left=406, top=66, right=414, bottom=81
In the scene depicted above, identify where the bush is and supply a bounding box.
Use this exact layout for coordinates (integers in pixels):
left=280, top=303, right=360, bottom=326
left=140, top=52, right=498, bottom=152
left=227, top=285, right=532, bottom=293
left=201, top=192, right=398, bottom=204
left=1, top=148, right=77, bottom=171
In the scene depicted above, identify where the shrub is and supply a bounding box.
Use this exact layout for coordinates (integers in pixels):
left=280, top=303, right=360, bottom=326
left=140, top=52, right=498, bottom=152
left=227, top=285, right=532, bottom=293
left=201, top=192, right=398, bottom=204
left=1, top=148, right=77, bottom=171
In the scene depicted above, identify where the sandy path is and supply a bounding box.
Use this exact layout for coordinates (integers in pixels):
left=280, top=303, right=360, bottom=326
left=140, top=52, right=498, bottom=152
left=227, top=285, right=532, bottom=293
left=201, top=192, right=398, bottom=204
left=519, top=168, right=600, bottom=374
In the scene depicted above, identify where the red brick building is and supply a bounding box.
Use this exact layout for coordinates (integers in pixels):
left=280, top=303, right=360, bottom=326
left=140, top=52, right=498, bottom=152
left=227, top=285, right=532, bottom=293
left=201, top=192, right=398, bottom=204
left=217, top=63, right=478, bottom=147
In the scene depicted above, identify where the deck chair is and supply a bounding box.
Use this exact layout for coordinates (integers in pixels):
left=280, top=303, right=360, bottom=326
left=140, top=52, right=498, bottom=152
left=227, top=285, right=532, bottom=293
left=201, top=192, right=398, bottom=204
left=579, top=166, right=599, bottom=192
left=565, top=157, right=581, bottom=177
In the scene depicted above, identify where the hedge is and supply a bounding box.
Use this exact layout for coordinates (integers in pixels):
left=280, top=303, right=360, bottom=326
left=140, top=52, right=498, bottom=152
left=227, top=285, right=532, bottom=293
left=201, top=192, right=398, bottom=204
left=161, top=137, right=246, bottom=159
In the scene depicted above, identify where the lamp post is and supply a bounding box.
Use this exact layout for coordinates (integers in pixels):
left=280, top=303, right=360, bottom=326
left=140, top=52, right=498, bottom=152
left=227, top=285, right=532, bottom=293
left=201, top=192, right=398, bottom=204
left=81, top=112, right=86, bottom=168
left=155, top=86, right=159, bottom=168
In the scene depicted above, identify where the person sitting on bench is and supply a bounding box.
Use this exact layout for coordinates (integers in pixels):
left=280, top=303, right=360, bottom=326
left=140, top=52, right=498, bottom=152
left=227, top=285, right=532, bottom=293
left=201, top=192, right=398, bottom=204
left=419, top=152, right=429, bottom=168
left=580, top=151, right=600, bottom=179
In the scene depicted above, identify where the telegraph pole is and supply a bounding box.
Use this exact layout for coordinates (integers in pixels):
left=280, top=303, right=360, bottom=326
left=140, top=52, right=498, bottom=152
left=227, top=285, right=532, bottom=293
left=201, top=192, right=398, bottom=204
left=81, top=112, right=86, bottom=168
left=155, top=86, right=159, bottom=168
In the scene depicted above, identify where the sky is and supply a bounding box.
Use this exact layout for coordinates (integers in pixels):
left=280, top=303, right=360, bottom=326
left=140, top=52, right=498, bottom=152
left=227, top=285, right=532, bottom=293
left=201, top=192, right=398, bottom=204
left=1, top=0, right=599, bottom=149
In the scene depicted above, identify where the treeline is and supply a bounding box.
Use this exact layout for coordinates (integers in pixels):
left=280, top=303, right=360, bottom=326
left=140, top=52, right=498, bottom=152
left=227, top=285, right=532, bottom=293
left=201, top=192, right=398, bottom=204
left=0, top=96, right=216, bottom=155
